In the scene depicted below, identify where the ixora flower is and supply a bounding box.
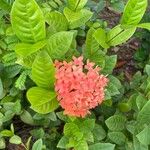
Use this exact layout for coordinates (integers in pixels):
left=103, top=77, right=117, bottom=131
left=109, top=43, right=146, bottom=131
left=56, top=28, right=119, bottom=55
left=54, top=56, right=109, bottom=117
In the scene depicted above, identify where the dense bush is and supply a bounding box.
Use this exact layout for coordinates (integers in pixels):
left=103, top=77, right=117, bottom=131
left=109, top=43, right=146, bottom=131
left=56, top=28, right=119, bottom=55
left=0, top=0, right=150, bottom=149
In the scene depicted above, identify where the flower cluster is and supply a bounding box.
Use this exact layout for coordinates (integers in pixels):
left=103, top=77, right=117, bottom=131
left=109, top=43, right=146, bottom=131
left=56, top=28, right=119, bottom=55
left=54, top=56, right=108, bottom=117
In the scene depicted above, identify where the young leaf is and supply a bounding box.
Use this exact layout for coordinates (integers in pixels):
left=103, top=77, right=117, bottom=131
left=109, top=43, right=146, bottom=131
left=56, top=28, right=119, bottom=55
left=93, top=28, right=109, bottom=49
left=32, top=139, right=43, bottom=150
left=47, top=31, right=74, bottom=59
left=15, top=40, right=46, bottom=58
left=0, top=130, right=14, bottom=137
left=75, top=140, right=88, bottom=150
left=9, top=135, right=22, bottom=145
left=45, top=11, right=68, bottom=33
left=68, top=0, right=88, bottom=11
left=64, top=7, right=93, bottom=29
left=89, top=143, right=115, bottom=150
left=137, top=23, right=150, bottom=31
left=32, top=51, right=55, bottom=89
left=120, top=0, right=147, bottom=25
left=11, top=0, right=46, bottom=43
left=84, top=27, right=99, bottom=57
left=108, top=27, right=136, bottom=46
left=0, top=78, right=3, bottom=97
left=105, top=115, right=126, bottom=131
left=0, top=138, right=5, bottom=149
left=27, top=87, right=59, bottom=114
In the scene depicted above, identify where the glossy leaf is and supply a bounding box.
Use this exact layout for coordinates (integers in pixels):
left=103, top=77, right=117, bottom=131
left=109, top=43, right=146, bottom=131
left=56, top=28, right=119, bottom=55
left=68, top=0, right=88, bottom=10
left=47, top=31, right=74, bottom=59
left=64, top=7, right=93, bottom=29
left=93, top=28, right=109, bottom=49
left=9, top=135, right=22, bottom=145
left=45, top=11, right=68, bottom=32
left=120, top=0, right=147, bottom=25
left=137, top=23, right=150, bottom=31
left=11, top=0, right=46, bottom=43
left=32, top=51, right=55, bottom=89
left=27, top=87, right=59, bottom=114
left=15, top=40, right=46, bottom=57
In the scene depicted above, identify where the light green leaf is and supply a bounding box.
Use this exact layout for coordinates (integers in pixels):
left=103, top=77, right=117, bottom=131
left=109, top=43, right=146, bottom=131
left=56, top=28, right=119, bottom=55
left=137, top=100, right=150, bottom=124
left=32, top=51, right=55, bottom=89
left=84, top=27, right=99, bottom=57
left=105, top=115, right=126, bottom=131
left=9, top=135, right=22, bottom=145
left=89, top=143, right=115, bottom=150
left=11, top=0, right=46, bottom=43
left=32, top=139, right=43, bottom=150
left=136, top=126, right=150, bottom=145
left=64, top=7, right=93, bottom=29
left=108, top=132, right=126, bottom=145
left=0, top=138, right=6, bottom=149
left=120, top=0, right=147, bottom=25
left=93, top=28, right=109, bottom=49
left=27, top=87, right=59, bottom=114
left=45, top=11, right=68, bottom=33
left=136, top=94, right=147, bottom=110
left=47, top=31, right=74, bottom=59
left=144, top=65, right=150, bottom=76
left=137, top=23, right=150, bottom=31
left=0, top=130, right=14, bottom=137
left=57, top=136, right=69, bottom=149
left=15, top=40, right=46, bottom=57
left=108, top=26, right=136, bottom=46
left=68, top=0, right=88, bottom=11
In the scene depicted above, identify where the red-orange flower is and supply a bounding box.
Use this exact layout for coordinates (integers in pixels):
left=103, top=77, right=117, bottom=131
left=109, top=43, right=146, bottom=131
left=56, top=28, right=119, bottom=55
left=54, top=56, right=108, bottom=117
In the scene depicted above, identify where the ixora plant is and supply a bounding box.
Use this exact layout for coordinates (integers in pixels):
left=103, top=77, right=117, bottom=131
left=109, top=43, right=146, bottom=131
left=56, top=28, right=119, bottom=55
left=0, top=0, right=150, bottom=149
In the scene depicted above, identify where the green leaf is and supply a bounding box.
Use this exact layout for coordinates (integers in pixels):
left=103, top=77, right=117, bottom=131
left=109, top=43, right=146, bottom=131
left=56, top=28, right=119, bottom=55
left=144, top=65, right=150, bottom=76
left=45, top=11, right=68, bottom=33
left=47, top=31, right=74, bottom=59
left=9, top=135, right=22, bottom=145
left=15, top=40, right=46, bottom=58
left=32, top=51, right=55, bottom=89
left=68, top=0, right=88, bottom=11
left=120, top=0, right=147, bottom=25
left=93, top=28, right=109, bottom=49
left=57, top=136, right=69, bottom=149
left=136, top=126, right=150, bottom=145
left=64, top=123, right=83, bottom=141
left=107, top=25, right=136, bottom=46
left=137, top=23, right=150, bottom=31
left=102, top=55, right=117, bottom=74
left=84, top=27, right=99, bottom=57
left=89, top=143, right=115, bottom=150
left=20, top=110, right=35, bottom=125
left=108, top=132, right=126, bottom=145
left=0, top=130, right=14, bottom=137
left=105, top=115, right=126, bottom=131
left=11, top=0, right=46, bottom=43
left=0, top=78, right=3, bottom=97
left=75, top=140, right=88, bottom=150
left=0, top=138, right=6, bottom=149
left=136, top=94, right=147, bottom=110
left=64, top=7, right=93, bottom=29
left=111, top=1, right=125, bottom=12
left=27, top=87, right=59, bottom=114
left=32, top=139, right=43, bottom=150
left=0, top=0, right=11, bottom=12
left=93, top=124, right=106, bottom=141
left=137, top=100, right=150, bottom=124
